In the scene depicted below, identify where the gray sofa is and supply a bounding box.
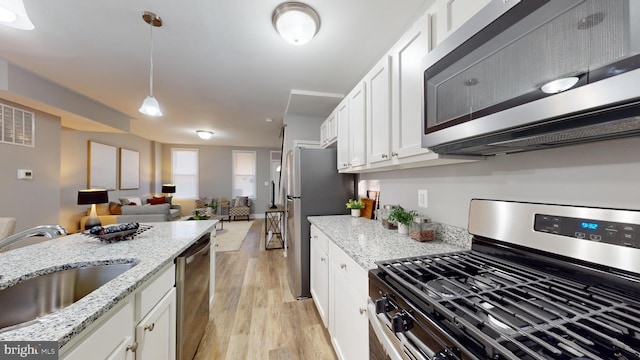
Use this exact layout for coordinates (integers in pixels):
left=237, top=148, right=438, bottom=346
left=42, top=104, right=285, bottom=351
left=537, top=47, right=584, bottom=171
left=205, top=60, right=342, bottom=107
left=80, top=195, right=181, bottom=229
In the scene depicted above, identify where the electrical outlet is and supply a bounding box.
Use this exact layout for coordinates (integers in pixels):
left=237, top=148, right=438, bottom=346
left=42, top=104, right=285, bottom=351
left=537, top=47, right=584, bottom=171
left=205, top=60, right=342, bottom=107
left=418, top=189, right=428, bottom=208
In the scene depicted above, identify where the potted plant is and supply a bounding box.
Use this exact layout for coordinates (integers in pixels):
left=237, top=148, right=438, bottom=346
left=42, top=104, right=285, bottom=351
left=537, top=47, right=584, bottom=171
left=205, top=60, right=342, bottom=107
left=387, top=205, right=417, bottom=235
left=208, top=198, right=219, bottom=214
left=346, top=199, right=365, bottom=217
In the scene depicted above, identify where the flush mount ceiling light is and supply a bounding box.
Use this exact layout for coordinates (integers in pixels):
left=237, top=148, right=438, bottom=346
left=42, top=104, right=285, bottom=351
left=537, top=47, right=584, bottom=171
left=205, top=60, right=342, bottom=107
left=196, top=130, right=214, bottom=140
left=272, top=2, right=320, bottom=46
left=541, top=77, right=580, bottom=94
left=0, top=0, right=34, bottom=30
left=139, top=11, right=163, bottom=117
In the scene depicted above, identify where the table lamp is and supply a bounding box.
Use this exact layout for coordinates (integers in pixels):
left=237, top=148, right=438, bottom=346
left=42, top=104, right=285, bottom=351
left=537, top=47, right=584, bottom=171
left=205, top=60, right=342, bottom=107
left=78, top=189, right=109, bottom=230
left=162, top=184, right=176, bottom=204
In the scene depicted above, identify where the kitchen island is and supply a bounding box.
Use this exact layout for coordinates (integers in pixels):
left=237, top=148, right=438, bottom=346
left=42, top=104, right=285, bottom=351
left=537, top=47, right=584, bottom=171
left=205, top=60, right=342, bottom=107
left=0, top=220, right=216, bottom=352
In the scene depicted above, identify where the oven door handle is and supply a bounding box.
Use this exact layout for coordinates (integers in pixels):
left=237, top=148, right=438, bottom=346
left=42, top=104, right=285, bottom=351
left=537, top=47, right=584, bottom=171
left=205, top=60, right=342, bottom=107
left=368, top=300, right=432, bottom=360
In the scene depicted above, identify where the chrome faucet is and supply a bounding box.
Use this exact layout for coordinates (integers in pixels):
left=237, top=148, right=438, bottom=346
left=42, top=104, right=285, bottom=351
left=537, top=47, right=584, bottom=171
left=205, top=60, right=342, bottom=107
left=0, top=225, right=67, bottom=251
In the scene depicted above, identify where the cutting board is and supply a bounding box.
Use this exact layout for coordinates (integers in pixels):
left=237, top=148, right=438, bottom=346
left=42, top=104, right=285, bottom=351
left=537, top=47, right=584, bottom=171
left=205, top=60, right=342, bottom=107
left=361, top=198, right=376, bottom=219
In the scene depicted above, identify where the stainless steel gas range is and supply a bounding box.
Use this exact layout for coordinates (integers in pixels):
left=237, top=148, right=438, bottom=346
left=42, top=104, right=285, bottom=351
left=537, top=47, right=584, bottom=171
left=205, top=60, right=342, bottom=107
left=369, top=199, right=640, bottom=360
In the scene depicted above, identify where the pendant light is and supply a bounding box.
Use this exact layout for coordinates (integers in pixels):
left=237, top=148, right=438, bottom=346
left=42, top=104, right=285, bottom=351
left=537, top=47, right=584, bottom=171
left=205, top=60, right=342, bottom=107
left=139, top=11, right=163, bottom=117
left=0, top=0, right=34, bottom=30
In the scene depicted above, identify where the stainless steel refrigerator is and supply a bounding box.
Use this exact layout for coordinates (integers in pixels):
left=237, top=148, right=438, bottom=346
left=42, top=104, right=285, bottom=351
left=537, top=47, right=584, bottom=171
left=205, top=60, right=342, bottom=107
left=285, top=147, right=355, bottom=299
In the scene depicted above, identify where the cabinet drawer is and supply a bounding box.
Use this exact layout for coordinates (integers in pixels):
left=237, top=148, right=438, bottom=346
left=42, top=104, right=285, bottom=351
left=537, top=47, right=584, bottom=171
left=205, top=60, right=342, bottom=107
left=329, top=242, right=368, bottom=299
left=310, top=225, right=329, bottom=254
left=138, top=264, right=175, bottom=319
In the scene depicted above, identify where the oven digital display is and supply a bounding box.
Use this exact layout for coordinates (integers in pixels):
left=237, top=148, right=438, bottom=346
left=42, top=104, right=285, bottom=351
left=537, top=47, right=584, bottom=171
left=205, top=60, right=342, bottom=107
left=534, top=214, right=638, bottom=249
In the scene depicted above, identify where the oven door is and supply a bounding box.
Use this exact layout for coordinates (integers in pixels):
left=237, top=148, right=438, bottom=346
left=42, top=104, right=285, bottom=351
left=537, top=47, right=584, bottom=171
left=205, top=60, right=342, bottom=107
left=368, top=298, right=426, bottom=360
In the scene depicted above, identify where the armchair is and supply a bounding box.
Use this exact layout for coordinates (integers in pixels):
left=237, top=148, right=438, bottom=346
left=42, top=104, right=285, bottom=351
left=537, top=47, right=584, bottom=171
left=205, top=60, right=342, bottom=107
left=229, top=196, right=252, bottom=221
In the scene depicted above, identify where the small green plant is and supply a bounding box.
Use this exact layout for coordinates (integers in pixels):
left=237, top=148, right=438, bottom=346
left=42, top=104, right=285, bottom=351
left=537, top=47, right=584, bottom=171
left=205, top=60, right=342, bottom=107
left=345, top=199, right=365, bottom=209
left=208, top=198, right=219, bottom=210
left=386, top=205, right=417, bottom=226
left=192, top=210, right=210, bottom=220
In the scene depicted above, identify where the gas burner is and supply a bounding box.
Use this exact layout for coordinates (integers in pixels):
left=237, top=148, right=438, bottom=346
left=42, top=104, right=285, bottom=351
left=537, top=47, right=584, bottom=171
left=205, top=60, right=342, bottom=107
left=425, top=279, right=467, bottom=298
left=467, top=274, right=499, bottom=290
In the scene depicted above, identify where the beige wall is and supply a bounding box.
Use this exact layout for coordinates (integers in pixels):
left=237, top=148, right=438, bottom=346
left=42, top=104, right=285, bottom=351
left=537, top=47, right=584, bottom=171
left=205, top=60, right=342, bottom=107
left=0, top=99, right=61, bottom=232
left=162, top=144, right=279, bottom=216
left=60, top=129, right=155, bottom=232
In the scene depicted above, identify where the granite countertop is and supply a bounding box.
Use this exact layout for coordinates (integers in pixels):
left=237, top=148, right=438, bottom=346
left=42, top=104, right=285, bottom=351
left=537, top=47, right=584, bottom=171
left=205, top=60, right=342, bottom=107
left=0, top=220, right=216, bottom=347
left=308, top=215, right=471, bottom=270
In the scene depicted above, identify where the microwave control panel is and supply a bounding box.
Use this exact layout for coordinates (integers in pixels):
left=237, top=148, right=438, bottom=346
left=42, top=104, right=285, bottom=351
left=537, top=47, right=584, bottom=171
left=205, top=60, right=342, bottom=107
left=534, top=214, right=638, bottom=249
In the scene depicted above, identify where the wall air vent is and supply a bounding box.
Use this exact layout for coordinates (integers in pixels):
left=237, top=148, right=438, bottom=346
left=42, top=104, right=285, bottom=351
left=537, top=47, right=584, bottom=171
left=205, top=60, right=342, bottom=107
left=1, top=103, right=34, bottom=147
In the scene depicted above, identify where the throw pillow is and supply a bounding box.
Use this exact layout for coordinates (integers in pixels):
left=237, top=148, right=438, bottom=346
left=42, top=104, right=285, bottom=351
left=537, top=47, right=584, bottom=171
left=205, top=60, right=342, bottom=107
left=147, top=197, right=166, bottom=205
left=235, top=196, right=249, bottom=207
left=109, top=202, right=123, bottom=215
left=120, top=196, right=142, bottom=206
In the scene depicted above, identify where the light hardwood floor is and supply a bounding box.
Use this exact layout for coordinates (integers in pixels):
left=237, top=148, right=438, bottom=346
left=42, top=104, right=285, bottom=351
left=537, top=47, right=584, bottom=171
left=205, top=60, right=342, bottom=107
left=195, top=219, right=337, bottom=360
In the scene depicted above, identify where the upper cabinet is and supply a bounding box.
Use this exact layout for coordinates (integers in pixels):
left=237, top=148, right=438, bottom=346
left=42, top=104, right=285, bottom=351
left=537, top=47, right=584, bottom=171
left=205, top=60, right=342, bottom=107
left=434, top=0, right=492, bottom=45
left=321, top=110, right=338, bottom=148
left=332, top=0, right=493, bottom=173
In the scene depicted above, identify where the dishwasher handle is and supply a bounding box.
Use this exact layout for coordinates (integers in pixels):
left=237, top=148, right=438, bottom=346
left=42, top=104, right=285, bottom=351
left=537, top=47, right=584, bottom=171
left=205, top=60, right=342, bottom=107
left=186, top=242, right=210, bottom=264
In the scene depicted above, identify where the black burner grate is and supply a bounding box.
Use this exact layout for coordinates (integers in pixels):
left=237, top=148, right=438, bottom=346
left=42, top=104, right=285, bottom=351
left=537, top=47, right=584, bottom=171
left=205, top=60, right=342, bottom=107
left=376, top=252, right=640, bottom=360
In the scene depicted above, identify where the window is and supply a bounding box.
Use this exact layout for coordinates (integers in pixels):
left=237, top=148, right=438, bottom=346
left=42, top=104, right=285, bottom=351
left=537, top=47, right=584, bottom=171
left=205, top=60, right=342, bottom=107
left=232, top=150, right=256, bottom=198
left=172, top=148, right=198, bottom=199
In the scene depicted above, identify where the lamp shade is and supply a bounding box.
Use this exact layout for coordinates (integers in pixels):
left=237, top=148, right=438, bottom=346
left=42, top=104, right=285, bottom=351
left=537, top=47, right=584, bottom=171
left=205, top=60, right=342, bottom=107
left=77, top=189, right=109, bottom=205
left=138, top=95, right=163, bottom=116
left=161, top=184, right=176, bottom=193
left=0, top=0, right=35, bottom=30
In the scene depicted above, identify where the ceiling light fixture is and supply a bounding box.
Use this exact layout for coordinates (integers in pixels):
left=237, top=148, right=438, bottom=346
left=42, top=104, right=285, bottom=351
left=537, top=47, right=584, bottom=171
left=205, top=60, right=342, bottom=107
left=0, top=0, right=34, bottom=30
left=541, top=77, right=580, bottom=94
left=272, top=2, right=320, bottom=46
left=139, top=11, right=163, bottom=117
left=196, top=130, right=214, bottom=140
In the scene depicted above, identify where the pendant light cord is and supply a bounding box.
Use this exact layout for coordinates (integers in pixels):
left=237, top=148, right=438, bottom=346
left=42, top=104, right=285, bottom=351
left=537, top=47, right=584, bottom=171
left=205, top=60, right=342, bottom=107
left=148, top=21, right=154, bottom=97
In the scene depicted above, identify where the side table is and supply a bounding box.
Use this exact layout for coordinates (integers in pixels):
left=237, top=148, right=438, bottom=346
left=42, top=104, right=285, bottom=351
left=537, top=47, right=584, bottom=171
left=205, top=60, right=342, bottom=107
left=264, top=205, right=285, bottom=250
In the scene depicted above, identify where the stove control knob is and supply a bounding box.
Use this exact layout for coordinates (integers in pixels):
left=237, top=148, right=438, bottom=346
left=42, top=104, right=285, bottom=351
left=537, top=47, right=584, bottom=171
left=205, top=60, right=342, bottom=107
left=374, top=297, right=390, bottom=314
left=391, top=312, right=413, bottom=332
left=433, top=347, right=460, bottom=360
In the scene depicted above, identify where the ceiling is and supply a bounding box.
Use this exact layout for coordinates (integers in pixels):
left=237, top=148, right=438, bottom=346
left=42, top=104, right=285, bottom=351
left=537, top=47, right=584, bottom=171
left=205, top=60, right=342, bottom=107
left=0, top=0, right=431, bottom=148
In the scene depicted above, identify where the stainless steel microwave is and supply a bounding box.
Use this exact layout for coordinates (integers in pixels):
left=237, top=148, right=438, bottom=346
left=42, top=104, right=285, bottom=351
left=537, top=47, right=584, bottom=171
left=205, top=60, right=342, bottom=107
left=422, top=0, right=640, bottom=156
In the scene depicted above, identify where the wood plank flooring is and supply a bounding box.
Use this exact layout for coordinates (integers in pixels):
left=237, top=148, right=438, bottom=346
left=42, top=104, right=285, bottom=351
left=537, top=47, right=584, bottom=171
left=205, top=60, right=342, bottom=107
left=195, top=219, right=337, bottom=360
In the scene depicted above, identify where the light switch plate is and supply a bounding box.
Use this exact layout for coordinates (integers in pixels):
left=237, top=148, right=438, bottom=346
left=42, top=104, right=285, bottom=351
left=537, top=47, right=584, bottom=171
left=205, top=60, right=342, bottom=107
left=418, top=189, right=428, bottom=208
left=17, top=169, right=33, bottom=180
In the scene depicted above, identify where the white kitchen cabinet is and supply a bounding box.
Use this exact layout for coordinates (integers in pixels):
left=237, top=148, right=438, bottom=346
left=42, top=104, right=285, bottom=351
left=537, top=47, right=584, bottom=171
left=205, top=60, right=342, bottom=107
left=61, top=264, right=176, bottom=360
left=63, top=300, right=135, bottom=360
left=348, top=82, right=367, bottom=169
left=136, top=288, right=176, bottom=360
left=210, top=229, right=216, bottom=310
left=328, top=241, right=369, bottom=360
left=391, top=13, right=432, bottom=161
left=336, top=99, right=350, bottom=170
left=310, top=225, right=329, bottom=328
left=321, top=111, right=338, bottom=148
left=366, top=55, right=392, bottom=165
left=434, top=0, right=492, bottom=45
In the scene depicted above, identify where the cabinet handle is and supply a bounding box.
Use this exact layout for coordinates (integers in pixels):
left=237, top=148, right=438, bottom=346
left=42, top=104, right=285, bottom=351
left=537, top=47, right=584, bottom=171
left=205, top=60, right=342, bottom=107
left=321, top=257, right=327, bottom=262
left=126, top=342, right=138, bottom=353
left=359, top=307, right=367, bottom=315
left=340, top=263, right=347, bottom=270
left=391, top=152, right=398, bottom=157
left=144, top=323, right=155, bottom=332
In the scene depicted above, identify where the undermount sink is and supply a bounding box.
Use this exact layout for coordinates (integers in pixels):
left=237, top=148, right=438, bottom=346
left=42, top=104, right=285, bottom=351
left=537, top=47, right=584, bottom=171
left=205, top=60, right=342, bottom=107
left=0, top=262, right=136, bottom=332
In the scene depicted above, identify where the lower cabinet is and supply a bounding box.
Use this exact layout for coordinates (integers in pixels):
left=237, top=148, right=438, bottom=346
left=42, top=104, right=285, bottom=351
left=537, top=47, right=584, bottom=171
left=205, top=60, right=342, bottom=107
left=310, top=227, right=329, bottom=327
left=61, top=264, right=176, bottom=360
left=310, top=225, right=369, bottom=360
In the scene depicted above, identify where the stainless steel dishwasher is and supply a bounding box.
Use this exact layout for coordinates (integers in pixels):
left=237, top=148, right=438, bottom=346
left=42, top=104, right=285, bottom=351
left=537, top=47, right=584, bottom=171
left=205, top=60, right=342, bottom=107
left=176, top=233, right=210, bottom=360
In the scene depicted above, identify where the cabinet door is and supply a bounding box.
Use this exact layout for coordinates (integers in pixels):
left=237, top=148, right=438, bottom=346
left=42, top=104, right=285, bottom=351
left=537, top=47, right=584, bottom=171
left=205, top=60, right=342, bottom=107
left=320, top=120, right=328, bottom=147
left=330, top=263, right=368, bottom=360
left=62, top=300, right=135, bottom=360
left=210, top=230, right=216, bottom=309
left=435, top=0, right=492, bottom=45
left=136, top=288, right=177, bottom=360
left=336, top=100, right=350, bottom=170
left=310, top=236, right=329, bottom=328
left=367, top=55, right=392, bottom=165
left=392, top=14, right=432, bottom=160
left=327, top=111, right=337, bottom=142
left=348, top=82, right=367, bottom=168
